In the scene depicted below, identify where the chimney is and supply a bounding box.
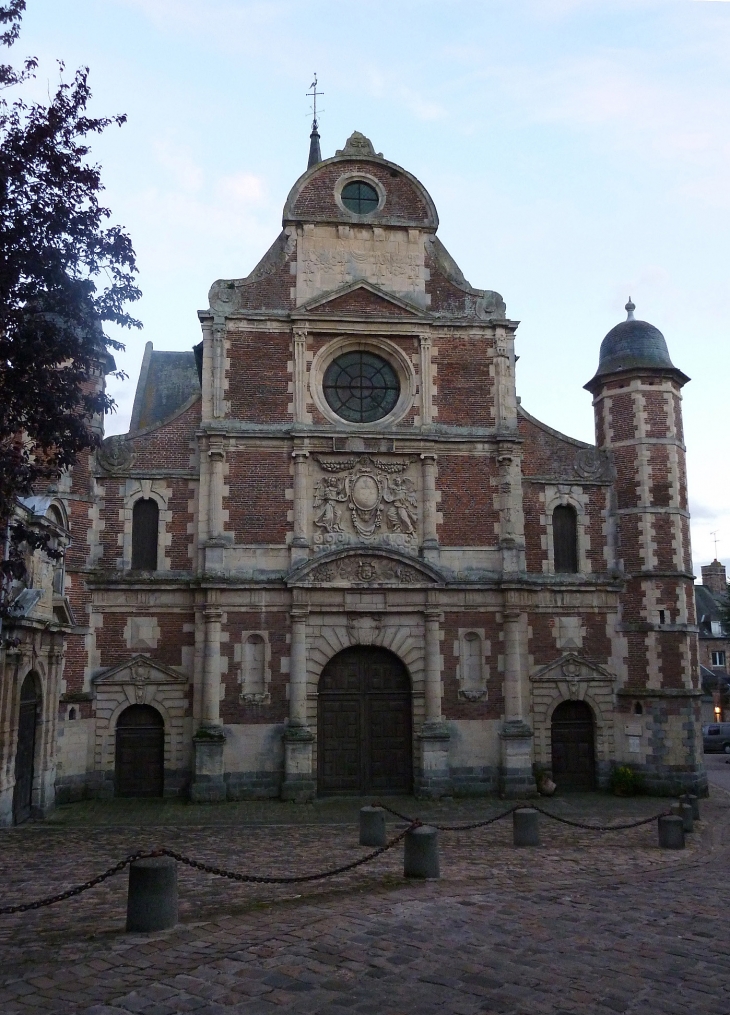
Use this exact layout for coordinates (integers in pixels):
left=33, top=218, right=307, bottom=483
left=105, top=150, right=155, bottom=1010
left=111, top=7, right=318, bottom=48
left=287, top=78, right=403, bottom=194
left=702, top=559, right=728, bottom=596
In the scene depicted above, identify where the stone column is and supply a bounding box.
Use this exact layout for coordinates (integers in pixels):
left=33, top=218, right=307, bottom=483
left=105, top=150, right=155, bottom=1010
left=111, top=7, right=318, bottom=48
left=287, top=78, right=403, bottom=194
left=191, top=600, right=226, bottom=802
left=199, top=316, right=214, bottom=420
left=419, top=334, right=433, bottom=426
left=418, top=606, right=450, bottom=798
left=205, top=442, right=229, bottom=574
left=212, top=324, right=225, bottom=419
left=208, top=444, right=225, bottom=540
left=291, top=450, right=310, bottom=565
left=293, top=328, right=308, bottom=424
left=420, top=453, right=439, bottom=562
left=282, top=607, right=315, bottom=801
left=499, top=608, right=535, bottom=797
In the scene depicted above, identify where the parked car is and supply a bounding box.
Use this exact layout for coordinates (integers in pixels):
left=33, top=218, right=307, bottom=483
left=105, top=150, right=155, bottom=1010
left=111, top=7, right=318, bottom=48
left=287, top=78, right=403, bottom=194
left=703, top=723, right=730, bottom=753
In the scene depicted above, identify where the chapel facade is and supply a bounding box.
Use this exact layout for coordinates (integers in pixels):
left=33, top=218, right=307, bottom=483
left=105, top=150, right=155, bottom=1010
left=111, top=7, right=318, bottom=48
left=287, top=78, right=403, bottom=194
left=52, top=130, right=707, bottom=804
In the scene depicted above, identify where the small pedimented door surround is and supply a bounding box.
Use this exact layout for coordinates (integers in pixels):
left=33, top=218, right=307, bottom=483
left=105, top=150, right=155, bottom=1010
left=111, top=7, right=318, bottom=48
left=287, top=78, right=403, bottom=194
left=530, top=652, right=616, bottom=776
left=92, top=655, right=189, bottom=784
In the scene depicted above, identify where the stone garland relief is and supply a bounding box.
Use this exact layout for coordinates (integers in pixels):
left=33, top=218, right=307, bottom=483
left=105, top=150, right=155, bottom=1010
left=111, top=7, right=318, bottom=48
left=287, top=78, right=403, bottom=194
left=313, top=456, right=419, bottom=552
left=307, top=555, right=427, bottom=586
left=96, top=435, right=135, bottom=474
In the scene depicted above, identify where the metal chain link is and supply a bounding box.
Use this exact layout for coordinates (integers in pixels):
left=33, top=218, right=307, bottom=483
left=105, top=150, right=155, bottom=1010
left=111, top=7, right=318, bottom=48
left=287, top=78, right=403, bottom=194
left=0, top=823, right=421, bottom=913
left=158, top=822, right=419, bottom=885
left=530, top=805, right=673, bottom=831
left=0, top=850, right=148, bottom=915
left=372, top=800, right=672, bottom=833
left=372, top=800, right=521, bottom=831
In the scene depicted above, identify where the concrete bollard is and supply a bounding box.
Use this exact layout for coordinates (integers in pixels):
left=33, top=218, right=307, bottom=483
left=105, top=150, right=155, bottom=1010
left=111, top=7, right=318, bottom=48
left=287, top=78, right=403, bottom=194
left=682, top=793, right=700, bottom=822
left=404, top=825, right=439, bottom=879
left=126, top=856, right=178, bottom=933
left=658, top=814, right=685, bottom=850
left=671, top=802, right=694, bottom=833
left=360, top=806, right=387, bottom=847
left=513, top=808, right=540, bottom=847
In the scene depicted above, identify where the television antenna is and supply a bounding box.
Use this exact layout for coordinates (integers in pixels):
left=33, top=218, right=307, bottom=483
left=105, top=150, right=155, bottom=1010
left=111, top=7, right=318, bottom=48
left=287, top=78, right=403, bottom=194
left=711, top=530, right=720, bottom=559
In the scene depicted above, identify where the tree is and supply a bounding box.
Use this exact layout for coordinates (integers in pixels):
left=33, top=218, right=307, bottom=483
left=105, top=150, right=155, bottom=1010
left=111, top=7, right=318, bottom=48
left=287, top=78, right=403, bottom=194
left=0, top=1, right=140, bottom=610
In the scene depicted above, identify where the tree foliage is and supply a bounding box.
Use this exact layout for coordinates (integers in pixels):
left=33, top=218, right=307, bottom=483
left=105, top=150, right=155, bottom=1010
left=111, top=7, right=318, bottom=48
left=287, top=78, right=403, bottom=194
left=0, top=1, right=140, bottom=604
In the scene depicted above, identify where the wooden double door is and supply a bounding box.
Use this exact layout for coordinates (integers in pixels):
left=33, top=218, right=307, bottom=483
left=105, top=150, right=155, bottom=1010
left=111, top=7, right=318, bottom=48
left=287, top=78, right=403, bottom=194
left=551, top=699, right=596, bottom=791
left=318, top=647, right=413, bottom=796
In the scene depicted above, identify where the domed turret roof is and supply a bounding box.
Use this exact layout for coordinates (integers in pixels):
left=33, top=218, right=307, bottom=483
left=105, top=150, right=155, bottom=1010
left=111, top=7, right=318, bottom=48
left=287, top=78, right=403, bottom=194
left=585, top=300, right=688, bottom=391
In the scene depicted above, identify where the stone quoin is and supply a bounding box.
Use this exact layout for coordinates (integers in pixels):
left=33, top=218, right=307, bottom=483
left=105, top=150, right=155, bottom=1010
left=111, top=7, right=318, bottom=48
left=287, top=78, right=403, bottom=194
left=42, top=130, right=705, bottom=811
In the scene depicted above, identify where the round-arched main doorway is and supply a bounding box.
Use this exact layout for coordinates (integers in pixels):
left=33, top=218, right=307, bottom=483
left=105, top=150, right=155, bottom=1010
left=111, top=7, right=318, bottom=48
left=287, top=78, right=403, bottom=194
left=13, top=673, right=40, bottom=824
left=317, top=646, right=412, bottom=796
left=550, top=699, right=596, bottom=792
left=115, top=705, right=165, bottom=797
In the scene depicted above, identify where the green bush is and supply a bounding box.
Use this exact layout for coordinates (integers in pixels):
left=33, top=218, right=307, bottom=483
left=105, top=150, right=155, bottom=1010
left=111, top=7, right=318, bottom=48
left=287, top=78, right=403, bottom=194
left=609, top=765, right=645, bottom=796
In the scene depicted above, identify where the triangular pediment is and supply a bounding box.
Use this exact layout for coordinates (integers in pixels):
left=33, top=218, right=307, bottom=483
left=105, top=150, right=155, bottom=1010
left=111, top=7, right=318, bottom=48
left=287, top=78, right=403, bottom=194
left=287, top=548, right=443, bottom=587
left=531, top=652, right=615, bottom=683
left=296, top=280, right=428, bottom=318
left=93, top=654, right=188, bottom=685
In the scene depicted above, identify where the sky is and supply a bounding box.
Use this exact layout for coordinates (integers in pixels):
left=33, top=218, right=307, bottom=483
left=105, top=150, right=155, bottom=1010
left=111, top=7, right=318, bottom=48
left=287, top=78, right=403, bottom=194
left=12, top=0, right=730, bottom=576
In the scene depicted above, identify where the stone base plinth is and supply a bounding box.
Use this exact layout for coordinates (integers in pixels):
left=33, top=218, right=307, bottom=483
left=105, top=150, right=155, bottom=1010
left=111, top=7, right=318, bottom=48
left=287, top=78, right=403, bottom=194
left=281, top=726, right=315, bottom=802
left=416, top=721, right=451, bottom=798
left=190, top=729, right=226, bottom=803
left=499, top=720, right=537, bottom=798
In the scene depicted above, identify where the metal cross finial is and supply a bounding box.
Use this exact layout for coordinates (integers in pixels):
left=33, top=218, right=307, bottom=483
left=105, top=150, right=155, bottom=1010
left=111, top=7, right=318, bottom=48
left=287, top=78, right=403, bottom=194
left=307, top=74, right=323, bottom=131
left=711, top=530, right=720, bottom=559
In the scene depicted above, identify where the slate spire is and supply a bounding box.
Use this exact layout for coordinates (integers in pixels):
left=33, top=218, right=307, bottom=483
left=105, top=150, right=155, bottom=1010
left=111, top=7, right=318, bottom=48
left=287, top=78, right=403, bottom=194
left=306, top=74, right=323, bottom=169
left=307, top=122, right=322, bottom=169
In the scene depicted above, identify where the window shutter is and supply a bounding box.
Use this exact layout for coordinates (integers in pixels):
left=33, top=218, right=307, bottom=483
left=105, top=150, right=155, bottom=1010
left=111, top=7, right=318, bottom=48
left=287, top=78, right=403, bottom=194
left=131, top=499, right=159, bottom=570
left=553, top=505, right=578, bottom=573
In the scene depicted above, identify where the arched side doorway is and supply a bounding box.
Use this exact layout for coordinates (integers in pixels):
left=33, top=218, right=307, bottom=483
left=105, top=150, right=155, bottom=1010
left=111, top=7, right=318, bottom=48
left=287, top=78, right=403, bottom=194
left=115, top=705, right=165, bottom=798
left=551, top=699, right=596, bottom=791
left=318, top=646, right=412, bottom=796
left=13, top=673, right=40, bottom=824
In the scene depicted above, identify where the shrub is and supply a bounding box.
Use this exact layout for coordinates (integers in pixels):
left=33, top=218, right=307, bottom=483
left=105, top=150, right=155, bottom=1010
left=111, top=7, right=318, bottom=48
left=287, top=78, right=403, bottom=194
left=609, top=765, right=645, bottom=796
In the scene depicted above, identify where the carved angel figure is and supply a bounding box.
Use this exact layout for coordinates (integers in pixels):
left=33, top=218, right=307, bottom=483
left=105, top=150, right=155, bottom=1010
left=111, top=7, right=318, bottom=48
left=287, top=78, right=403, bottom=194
left=313, top=476, right=347, bottom=532
left=383, top=476, right=417, bottom=535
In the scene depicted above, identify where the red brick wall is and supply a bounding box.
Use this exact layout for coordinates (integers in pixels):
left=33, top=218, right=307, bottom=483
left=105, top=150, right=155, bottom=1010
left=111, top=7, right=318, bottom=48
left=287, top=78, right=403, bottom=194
left=290, top=161, right=432, bottom=225
left=523, top=484, right=545, bottom=574
left=226, top=450, right=290, bottom=543
left=435, top=334, right=495, bottom=426
left=129, top=400, right=200, bottom=467
left=438, top=454, right=499, bottom=546
left=313, top=288, right=417, bottom=316
left=220, top=612, right=289, bottom=725
left=227, top=331, right=290, bottom=422
left=167, top=480, right=195, bottom=571
left=96, top=612, right=195, bottom=671
left=441, top=612, right=504, bottom=720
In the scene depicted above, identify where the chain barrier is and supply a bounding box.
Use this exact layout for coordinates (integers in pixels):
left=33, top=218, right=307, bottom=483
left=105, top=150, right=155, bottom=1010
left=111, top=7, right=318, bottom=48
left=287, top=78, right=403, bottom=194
left=0, top=850, right=149, bottom=915
left=0, top=822, right=420, bottom=914
left=372, top=800, right=672, bottom=833
left=157, top=821, right=419, bottom=885
left=372, top=800, right=522, bottom=831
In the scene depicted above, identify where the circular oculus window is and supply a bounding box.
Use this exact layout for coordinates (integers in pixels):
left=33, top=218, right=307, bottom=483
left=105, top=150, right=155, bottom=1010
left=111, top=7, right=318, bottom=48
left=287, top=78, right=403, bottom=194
left=323, top=351, right=400, bottom=423
left=340, top=180, right=379, bottom=215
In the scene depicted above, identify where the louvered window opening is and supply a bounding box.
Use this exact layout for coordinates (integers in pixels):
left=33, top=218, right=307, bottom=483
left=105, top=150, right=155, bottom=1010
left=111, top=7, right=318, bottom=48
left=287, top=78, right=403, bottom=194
left=553, top=505, right=579, bottom=573
left=131, top=499, right=159, bottom=571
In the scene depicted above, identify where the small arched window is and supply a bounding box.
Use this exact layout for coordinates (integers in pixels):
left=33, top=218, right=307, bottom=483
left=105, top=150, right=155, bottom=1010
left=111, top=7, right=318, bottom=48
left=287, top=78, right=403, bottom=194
left=131, top=499, right=159, bottom=571
left=633, top=701, right=643, bottom=716
left=47, top=505, right=66, bottom=594
left=553, top=505, right=578, bottom=573
left=244, top=634, right=266, bottom=696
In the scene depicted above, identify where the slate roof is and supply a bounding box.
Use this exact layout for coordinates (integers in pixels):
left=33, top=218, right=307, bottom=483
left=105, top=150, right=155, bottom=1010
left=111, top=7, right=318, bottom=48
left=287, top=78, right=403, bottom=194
left=129, top=341, right=201, bottom=432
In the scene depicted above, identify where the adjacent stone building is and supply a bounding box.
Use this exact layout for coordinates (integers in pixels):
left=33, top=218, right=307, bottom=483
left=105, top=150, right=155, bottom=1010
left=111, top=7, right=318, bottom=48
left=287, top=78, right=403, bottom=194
left=51, top=130, right=707, bottom=805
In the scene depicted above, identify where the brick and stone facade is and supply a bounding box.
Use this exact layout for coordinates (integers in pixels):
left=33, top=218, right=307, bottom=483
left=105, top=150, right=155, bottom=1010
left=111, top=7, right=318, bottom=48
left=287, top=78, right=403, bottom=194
left=51, top=130, right=707, bottom=804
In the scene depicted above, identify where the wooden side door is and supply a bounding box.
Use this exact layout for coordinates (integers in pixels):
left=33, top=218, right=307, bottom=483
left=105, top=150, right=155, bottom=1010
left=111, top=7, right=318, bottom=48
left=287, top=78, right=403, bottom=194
left=13, top=680, right=38, bottom=824
left=551, top=700, right=596, bottom=791
left=115, top=705, right=165, bottom=797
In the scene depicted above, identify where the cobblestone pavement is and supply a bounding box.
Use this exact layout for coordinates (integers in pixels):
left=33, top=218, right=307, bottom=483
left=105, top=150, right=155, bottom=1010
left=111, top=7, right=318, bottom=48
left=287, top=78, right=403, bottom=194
left=1, top=789, right=729, bottom=1014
